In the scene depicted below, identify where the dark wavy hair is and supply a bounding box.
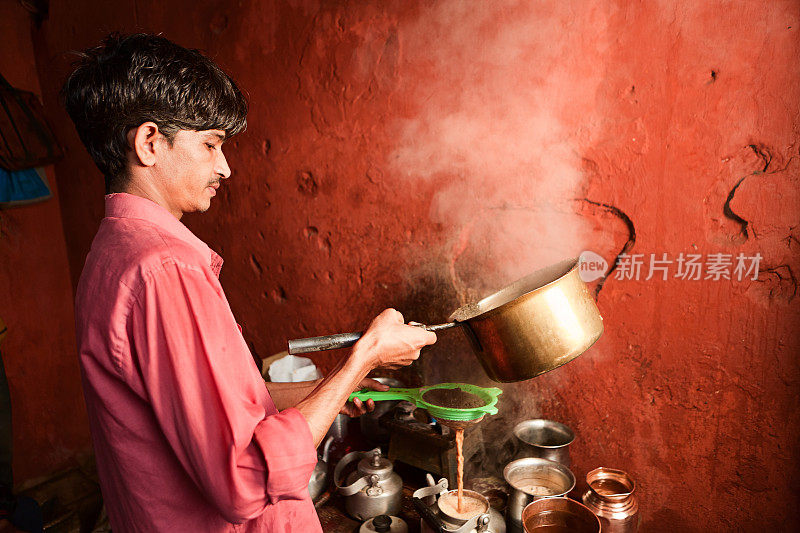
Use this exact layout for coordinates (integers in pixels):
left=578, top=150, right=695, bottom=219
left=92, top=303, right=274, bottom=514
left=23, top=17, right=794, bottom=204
left=62, top=33, right=247, bottom=192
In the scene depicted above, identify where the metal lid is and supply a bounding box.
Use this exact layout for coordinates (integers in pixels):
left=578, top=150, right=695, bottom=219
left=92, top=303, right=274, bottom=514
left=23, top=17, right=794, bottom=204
left=372, top=515, right=391, bottom=532
left=359, top=515, right=409, bottom=533
left=358, top=450, right=394, bottom=478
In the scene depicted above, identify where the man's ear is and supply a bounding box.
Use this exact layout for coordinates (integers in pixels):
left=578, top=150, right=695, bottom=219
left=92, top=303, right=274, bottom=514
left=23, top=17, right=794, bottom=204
left=127, top=122, right=161, bottom=167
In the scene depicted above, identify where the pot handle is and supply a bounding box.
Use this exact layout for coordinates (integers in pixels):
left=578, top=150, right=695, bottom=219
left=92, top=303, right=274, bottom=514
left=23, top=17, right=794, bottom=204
left=412, top=497, right=447, bottom=533
left=333, top=448, right=381, bottom=496
left=349, top=388, right=418, bottom=403
left=288, top=323, right=458, bottom=354
left=320, top=435, right=334, bottom=463
left=288, top=332, right=362, bottom=354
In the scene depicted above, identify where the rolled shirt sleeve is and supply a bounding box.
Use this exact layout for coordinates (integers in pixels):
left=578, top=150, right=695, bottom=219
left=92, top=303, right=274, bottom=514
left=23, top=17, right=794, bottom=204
left=130, top=259, right=317, bottom=522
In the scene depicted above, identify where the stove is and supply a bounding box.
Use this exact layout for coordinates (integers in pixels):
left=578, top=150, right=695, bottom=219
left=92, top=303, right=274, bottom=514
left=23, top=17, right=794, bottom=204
left=383, top=401, right=484, bottom=488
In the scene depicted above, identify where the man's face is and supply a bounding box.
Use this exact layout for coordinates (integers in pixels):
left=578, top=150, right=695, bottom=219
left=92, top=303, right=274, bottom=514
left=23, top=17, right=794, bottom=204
left=155, top=129, right=230, bottom=217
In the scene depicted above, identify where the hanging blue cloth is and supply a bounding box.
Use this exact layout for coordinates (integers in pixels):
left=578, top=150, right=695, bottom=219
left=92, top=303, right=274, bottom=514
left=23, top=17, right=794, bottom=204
left=0, top=167, right=51, bottom=206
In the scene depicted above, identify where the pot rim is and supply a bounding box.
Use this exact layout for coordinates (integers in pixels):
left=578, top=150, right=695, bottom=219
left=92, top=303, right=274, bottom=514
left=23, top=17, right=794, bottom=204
left=521, top=497, right=601, bottom=532
left=437, top=489, right=490, bottom=523
left=502, top=457, right=576, bottom=496
left=586, top=466, right=635, bottom=499
left=448, top=258, right=579, bottom=323
left=512, top=419, right=575, bottom=448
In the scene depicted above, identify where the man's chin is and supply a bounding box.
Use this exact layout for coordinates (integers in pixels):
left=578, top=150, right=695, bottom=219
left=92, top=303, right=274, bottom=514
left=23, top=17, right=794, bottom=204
left=186, top=203, right=211, bottom=215
left=198, top=196, right=213, bottom=213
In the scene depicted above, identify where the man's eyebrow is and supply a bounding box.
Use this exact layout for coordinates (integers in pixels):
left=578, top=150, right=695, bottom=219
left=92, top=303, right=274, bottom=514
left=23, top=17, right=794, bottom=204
left=204, top=132, right=226, bottom=142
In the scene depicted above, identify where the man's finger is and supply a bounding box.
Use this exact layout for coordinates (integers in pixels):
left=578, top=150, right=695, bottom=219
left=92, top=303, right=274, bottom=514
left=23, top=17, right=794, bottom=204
left=389, top=308, right=404, bottom=323
left=362, top=378, right=390, bottom=391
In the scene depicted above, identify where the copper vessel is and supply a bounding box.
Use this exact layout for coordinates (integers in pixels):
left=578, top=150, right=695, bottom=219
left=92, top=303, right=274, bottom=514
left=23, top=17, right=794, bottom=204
left=522, top=497, right=600, bottom=533
left=582, top=467, right=639, bottom=533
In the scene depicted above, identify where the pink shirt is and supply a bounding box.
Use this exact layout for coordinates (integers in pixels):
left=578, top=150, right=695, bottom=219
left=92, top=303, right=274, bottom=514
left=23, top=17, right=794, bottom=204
left=75, top=193, right=321, bottom=533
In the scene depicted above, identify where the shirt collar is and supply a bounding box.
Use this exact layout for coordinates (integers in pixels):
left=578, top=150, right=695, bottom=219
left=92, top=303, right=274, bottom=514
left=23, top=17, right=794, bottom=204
left=104, top=193, right=224, bottom=276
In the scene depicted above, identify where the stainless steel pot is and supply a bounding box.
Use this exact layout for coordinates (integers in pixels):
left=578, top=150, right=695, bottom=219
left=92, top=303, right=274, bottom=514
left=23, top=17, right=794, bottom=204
left=360, top=377, right=404, bottom=444
left=308, top=436, right=333, bottom=501
left=503, top=457, right=575, bottom=530
left=512, top=419, right=574, bottom=466
left=288, top=258, right=603, bottom=383
left=326, top=413, right=349, bottom=441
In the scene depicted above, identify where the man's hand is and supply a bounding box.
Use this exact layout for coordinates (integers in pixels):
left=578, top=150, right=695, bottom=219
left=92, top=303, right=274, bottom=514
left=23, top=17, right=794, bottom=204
left=339, top=377, right=389, bottom=417
left=296, top=309, right=437, bottom=447
left=352, top=309, right=437, bottom=371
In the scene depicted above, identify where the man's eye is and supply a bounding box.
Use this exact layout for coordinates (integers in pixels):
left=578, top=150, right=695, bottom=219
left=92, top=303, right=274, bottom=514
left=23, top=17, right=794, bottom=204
left=205, top=143, right=216, bottom=150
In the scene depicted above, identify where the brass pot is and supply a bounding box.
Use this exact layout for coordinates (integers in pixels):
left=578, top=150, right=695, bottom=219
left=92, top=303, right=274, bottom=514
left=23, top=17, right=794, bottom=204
left=289, top=258, right=603, bottom=383
left=451, top=258, right=603, bottom=382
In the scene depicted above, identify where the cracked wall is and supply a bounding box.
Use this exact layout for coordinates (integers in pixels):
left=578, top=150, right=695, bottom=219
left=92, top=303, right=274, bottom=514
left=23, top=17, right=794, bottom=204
left=15, top=0, right=800, bottom=529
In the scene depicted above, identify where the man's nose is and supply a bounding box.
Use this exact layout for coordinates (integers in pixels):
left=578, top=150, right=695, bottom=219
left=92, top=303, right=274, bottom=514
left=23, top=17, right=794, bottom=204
left=216, top=151, right=231, bottom=179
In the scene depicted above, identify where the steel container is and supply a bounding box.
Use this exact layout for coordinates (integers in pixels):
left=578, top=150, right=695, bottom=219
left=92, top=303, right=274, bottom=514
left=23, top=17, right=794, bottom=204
left=513, top=419, right=574, bottom=467
left=360, top=377, right=404, bottom=443
left=503, top=457, right=575, bottom=530
left=308, top=436, right=333, bottom=501
left=326, top=413, right=350, bottom=441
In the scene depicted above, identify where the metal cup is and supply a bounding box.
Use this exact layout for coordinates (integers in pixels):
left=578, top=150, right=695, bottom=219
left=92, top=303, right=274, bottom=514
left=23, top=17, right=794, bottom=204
left=503, top=457, right=575, bottom=530
left=513, top=419, right=574, bottom=467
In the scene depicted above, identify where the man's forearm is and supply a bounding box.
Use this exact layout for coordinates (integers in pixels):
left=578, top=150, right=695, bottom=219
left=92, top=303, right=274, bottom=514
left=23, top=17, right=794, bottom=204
left=264, top=379, right=321, bottom=411
left=295, top=355, right=370, bottom=447
left=290, top=308, right=435, bottom=448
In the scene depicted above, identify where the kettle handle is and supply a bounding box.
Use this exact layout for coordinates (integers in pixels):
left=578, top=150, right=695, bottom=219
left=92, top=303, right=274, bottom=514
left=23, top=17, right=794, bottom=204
left=320, top=435, right=334, bottom=463
left=412, top=497, right=447, bottom=533
left=333, top=447, right=381, bottom=496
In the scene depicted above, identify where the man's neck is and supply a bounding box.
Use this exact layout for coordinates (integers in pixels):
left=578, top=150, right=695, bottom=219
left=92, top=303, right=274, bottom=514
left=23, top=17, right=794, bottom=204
left=116, top=181, right=182, bottom=220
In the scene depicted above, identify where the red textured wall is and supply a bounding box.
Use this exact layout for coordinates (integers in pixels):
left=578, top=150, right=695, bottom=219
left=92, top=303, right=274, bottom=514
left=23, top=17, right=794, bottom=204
left=18, top=0, right=800, bottom=529
left=0, top=2, right=91, bottom=484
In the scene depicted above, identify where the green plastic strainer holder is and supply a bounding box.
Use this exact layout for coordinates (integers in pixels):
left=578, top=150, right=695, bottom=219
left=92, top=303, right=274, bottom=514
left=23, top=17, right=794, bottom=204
left=349, top=382, right=502, bottom=423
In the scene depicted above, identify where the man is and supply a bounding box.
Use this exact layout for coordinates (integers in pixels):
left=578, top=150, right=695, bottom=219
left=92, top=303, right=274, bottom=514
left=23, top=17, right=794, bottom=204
left=63, top=33, right=436, bottom=532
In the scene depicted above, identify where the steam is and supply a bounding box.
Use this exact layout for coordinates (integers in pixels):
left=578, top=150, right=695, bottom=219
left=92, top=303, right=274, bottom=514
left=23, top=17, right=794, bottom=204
left=389, top=0, right=610, bottom=300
